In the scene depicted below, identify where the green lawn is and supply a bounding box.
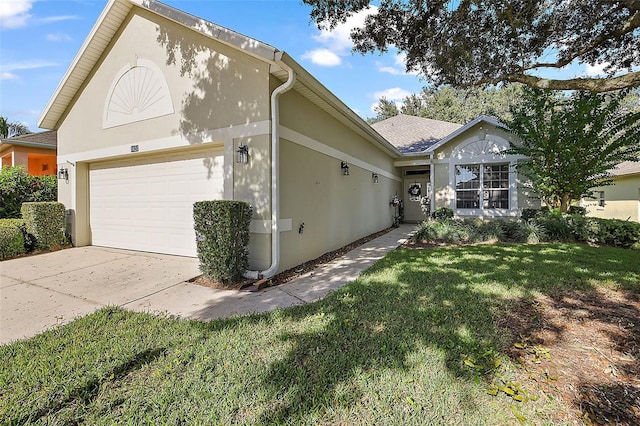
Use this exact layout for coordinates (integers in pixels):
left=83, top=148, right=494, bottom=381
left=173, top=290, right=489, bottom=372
left=1, top=244, right=638, bottom=425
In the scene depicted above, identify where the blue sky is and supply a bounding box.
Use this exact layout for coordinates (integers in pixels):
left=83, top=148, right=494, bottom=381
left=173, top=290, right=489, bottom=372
left=0, top=0, right=428, bottom=132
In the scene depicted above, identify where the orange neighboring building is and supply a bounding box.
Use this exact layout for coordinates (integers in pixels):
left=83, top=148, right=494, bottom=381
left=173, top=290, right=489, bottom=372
left=0, top=131, right=57, bottom=176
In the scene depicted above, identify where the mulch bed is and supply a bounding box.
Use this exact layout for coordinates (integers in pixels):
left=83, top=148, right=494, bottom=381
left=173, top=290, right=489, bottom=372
left=497, top=288, right=640, bottom=425
left=191, top=227, right=395, bottom=291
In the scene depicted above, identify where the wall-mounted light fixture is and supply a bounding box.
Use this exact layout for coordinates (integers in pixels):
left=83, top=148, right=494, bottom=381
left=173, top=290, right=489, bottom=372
left=372, top=172, right=379, bottom=184
left=340, top=161, right=350, bottom=176
left=236, top=145, right=249, bottom=164
left=57, top=168, right=69, bottom=180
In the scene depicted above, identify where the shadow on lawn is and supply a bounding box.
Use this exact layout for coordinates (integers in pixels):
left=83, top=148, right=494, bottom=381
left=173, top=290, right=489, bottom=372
left=253, top=244, right=639, bottom=424
left=17, top=347, right=166, bottom=425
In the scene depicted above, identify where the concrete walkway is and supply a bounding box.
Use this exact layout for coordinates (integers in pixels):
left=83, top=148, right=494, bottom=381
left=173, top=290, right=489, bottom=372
left=1, top=225, right=414, bottom=344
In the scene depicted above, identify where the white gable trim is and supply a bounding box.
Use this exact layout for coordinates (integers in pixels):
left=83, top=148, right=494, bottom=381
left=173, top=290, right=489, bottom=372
left=426, top=115, right=506, bottom=154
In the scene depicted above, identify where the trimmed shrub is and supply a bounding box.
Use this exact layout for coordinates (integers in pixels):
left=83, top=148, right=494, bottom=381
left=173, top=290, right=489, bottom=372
left=431, top=206, right=454, bottom=220
left=0, top=219, right=26, bottom=260
left=500, top=220, right=530, bottom=243
left=412, top=219, right=471, bottom=244
left=567, top=206, right=587, bottom=216
left=21, top=202, right=67, bottom=250
left=193, top=200, right=252, bottom=285
left=565, top=214, right=590, bottom=242
left=533, top=210, right=572, bottom=242
left=520, top=208, right=541, bottom=221
left=586, top=218, right=640, bottom=248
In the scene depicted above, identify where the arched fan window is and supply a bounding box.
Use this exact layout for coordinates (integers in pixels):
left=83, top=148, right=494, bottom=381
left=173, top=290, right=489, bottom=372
left=103, top=59, right=174, bottom=128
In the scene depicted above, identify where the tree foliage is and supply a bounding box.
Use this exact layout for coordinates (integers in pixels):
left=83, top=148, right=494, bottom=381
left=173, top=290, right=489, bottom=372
left=507, top=88, right=640, bottom=213
left=412, top=84, right=524, bottom=124
left=304, top=0, right=640, bottom=92
left=369, top=96, right=399, bottom=122
left=371, top=84, right=525, bottom=124
left=0, top=116, right=30, bottom=139
left=0, top=167, right=57, bottom=219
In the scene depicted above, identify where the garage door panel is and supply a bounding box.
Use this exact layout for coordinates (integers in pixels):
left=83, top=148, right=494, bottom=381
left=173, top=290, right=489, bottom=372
left=90, top=148, right=224, bottom=257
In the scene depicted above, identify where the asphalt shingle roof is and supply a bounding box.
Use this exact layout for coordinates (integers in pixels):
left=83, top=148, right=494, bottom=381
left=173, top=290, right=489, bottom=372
left=6, top=131, right=57, bottom=147
left=371, top=114, right=462, bottom=154
left=610, top=161, right=640, bottom=176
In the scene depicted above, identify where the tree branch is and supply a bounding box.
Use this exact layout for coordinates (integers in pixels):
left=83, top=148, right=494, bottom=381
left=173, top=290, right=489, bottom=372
left=482, top=71, right=640, bottom=92
left=524, top=8, right=640, bottom=71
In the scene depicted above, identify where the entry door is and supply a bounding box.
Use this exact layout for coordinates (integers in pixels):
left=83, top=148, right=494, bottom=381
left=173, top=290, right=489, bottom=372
left=403, top=178, right=430, bottom=223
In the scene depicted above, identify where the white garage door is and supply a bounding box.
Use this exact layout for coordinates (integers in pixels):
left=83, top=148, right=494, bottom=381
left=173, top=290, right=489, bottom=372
left=90, top=148, right=224, bottom=257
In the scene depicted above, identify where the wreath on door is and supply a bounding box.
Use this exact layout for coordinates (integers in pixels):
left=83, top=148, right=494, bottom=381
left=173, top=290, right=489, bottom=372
left=408, top=183, right=421, bottom=197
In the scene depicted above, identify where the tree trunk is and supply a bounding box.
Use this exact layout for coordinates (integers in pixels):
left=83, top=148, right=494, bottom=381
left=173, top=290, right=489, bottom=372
left=560, top=195, right=572, bottom=213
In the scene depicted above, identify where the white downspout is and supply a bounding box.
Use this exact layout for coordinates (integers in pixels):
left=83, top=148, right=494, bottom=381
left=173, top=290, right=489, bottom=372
left=245, top=52, right=296, bottom=279
left=429, top=153, right=435, bottom=216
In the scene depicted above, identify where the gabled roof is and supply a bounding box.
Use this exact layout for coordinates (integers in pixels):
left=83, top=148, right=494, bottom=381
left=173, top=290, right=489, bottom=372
left=0, top=130, right=57, bottom=150
left=610, top=161, right=640, bottom=176
left=38, top=0, right=401, bottom=158
left=371, top=114, right=462, bottom=154
left=424, top=115, right=505, bottom=154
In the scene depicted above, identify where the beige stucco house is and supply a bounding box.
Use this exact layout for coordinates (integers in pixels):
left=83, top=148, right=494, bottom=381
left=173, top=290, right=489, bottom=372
left=38, top=0, right=403, bottom=277
left=0, top=131, right=57, bottom=176
left=374, top=114, right=539, bottom=222
left=38, top=0, right=539, bottom=278
left=581, top=161, right=640, bottom=222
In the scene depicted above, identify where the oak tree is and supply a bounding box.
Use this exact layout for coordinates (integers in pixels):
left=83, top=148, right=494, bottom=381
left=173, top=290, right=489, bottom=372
left=304, top=0, right=640, bottom=92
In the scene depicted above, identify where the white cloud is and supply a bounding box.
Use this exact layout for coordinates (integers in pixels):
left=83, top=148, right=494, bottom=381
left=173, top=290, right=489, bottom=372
left=584, top=62, right=610, bottom=77
left=370, top=87, right=411, bottom=113
left=1, top=72, right=18, bottom=80
left=377, top=52, right=420, bottom=76
left=302, top=6, right=378, bottom=67
left=2, top=59, right=58, bottom=71
left=0, top=0, right=34, bottom=29
left=39, top=15, right=80, bottom=24
left=377, top=63, right=404, bottom=76
left=0, top=60, right=58, bottom=80
left=46, top=32, right=72, bottom=42
left=301, top=48, right=342, bottom=67
left=373, top=87, right=411, bottom=100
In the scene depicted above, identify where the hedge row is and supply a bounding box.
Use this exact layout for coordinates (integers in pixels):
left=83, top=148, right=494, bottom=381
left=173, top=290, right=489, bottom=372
left=413, top=214, right=640, bottom=249
left=21, top=202, right=67, bottom=250
left=0, top=202, right=67, bottom=260
left=0, top=219, right=26, bottom=260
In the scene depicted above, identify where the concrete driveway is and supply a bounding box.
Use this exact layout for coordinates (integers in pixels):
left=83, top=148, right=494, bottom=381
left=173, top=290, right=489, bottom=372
left=1, top=247, right=200, bottom=344
left=1, top=225, right=414, bottom=346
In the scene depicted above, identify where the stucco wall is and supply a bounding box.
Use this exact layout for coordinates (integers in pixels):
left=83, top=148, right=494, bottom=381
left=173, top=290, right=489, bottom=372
left=279, top=139, right=400, bottom=272
left=0, top=146, right=56, bottom=176
left=277, top=87, right=401, bottom=272
left=584, top=175, right=640, bottom=222
left=57, top=9, right=270, bottom=157
left=56, top=7, right=272, bottom=250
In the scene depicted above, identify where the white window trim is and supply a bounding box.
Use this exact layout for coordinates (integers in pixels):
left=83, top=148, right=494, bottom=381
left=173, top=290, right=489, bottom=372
left=446, top=135, right=521, bottom=218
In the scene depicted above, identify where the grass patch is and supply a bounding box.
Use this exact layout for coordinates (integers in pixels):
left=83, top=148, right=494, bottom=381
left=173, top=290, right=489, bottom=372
left=1, top=244, right=638, bottom=424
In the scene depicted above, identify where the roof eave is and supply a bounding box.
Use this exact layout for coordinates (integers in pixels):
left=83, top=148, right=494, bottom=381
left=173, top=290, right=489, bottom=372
left=0, top=139, right=57, bottom=150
